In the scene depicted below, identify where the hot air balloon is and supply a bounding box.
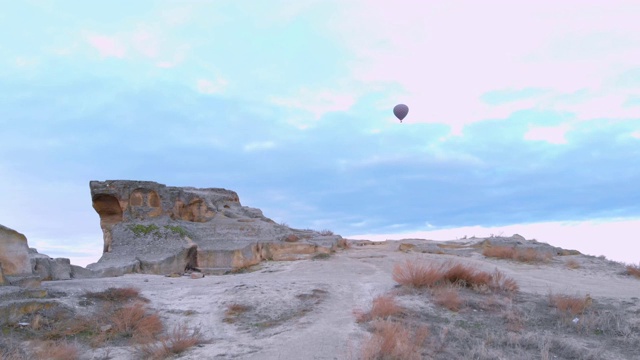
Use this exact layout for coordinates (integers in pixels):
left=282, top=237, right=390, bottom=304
left=393, top=104, right=409, bottom=122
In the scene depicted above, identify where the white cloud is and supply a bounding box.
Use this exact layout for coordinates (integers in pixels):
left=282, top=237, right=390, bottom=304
left=196, top=78, right=228, bottom=94
left=270, top=87, right=357, bottom=121
left=524, top=124, right=571, bottom=144
left=243, top=141, right=276, bottom=152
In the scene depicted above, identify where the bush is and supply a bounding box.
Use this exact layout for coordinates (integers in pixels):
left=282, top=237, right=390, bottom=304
left=137, top=324, right=204, bottom=360
left=483, top=246, right=552, bottom=263
left=356, top=295, right=403, bottom=323
left=392, top=260, right=446, bottom=288
left=393, top=261, right=519, bottom=294
left=33, top=340, right=79, bottom=360
left=432, top=287, right=462, bottom=312
left=549, top=293, right=592, bottom=316
left=360, top=320, right=429, bottom=360
left=626, top=263, right=640, bottom=279
left=85, top=287, right=146, bottom=303
left=111, top=303, right=164, bottom=343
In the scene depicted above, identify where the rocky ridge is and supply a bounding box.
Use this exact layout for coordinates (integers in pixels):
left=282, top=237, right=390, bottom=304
left=88, top=180, right=345, bottom=277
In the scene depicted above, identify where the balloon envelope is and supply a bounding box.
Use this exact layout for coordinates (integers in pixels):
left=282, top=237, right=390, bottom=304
left=393, top=104, right=409, bottom=121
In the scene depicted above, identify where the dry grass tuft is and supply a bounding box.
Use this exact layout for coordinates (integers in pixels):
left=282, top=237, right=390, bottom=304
left=432, top=286, right=462, bottom=312
left=393, top=260, right=519, bottom=294
left=565, top=259, right=581, bottom=269
left=483, top=246, right=552, bottom=263
left=223, top=303, right=251, bottom=323
left=111, top=303, right=164, bottom=343
left=360, top=320, right=429, bottom=360
left=392, top=260, right=444, bottom=288
left=489, top=269, right=519, bottom=293
left=626, top=263, right=640, bottom=279
left=33, top=340, right=80, bottom=360
left=356, top=295, right=403, bottom=323
left=549, top=293, right=592, bottom=316
left=137, top=324, right=205, bottom=360
left=85, top=287, right=147, bottom=303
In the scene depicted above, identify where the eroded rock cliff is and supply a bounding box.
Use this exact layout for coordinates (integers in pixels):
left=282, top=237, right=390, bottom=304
left=88, top=180, right=345, bottom=276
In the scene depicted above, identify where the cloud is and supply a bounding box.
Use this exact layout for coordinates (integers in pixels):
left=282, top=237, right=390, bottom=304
left=524, top=124, right=571, bottom=144
left=243, top=141, right=276, bottom=152
left=196, top=78, right=228, bottom=94
left=270, top=87, right=357, bottom=121
left=85, top=34, right=126, bottom=58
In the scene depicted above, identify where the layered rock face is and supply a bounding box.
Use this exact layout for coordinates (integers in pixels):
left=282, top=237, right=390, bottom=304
left=0, top=224, right=86, bottom=286
left=88, top=180, right=344, bottom=276
left=0, top=225, right=32, bottom=277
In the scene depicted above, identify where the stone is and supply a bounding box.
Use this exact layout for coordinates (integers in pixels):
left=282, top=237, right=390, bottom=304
left=88, top=180, right=345, bottom=276
left=29, top=248, right=75, bottom=281
left=0, top=263, right=5, bottom=285
left=190, top=272, right=204, bottom=279
left=0, top=225, right=32, bottom=276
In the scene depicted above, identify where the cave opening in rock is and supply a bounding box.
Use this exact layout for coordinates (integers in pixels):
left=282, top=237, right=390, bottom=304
left=185, top=245, right=199, bottom=271
left=92, top=194, right=123, bottom=225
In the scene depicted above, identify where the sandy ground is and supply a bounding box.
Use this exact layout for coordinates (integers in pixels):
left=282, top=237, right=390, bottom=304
left=40, top=241, right=640, bottom=359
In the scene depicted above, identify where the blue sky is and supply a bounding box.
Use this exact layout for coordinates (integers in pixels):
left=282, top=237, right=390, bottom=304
left=1, top=1, right=639, bottom=266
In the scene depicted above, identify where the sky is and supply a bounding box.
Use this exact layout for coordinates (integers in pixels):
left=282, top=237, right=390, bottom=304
left=1, top=1, right=639, bottom=267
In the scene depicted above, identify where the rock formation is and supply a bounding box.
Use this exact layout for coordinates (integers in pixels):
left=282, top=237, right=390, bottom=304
left=88, top=180, right=345, bottom=276
left=0, top=224, right=86, bottom=286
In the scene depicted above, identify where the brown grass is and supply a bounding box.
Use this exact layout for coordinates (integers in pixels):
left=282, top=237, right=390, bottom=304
left=626, top=263, right=640, bottom=279
left=565, top=259, right=581, bottom=269
left=489, top=269, right=520, bottom=293
left=549, top=293, right=592, bottom=316
left=33, top=341, right=79, bottom=360
left=432, top=286, right=462, bottom=311
left=85, top=287, right=147, bottom=303
left=360, top=320, right=429, bottom=360
left=223, top=303, right=251, bottom=323
left=111, top=303, right=164, bottom=343
left=483, top=246, right=552, bottom=263
left=393, top=260, right=518, bottom=294
left=392, top=260, right=448, bottom=288
left=137, top=324, right=205, bottom=360
left=356, top=295, right=403, bottom=322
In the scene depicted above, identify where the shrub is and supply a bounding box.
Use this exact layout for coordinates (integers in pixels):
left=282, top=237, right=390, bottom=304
left=360, top=320, right=429, bottom=360
left=489, top=269, right=519, bottom=293
left=319, top=229, right=334, bottom=236
left=393, top=261, right=518, bottom=294
left=128, top=224, right=160, bottom=237
left=483, top=246, right=551, bottom=263
left=392, top=260, right=446, bottom=288
left=549, top=293, right=592, bottom=316
left=223, top=304, right=251, bottom=323
left=111, top=303, right=164, bottom=343
left=137, top=324, right=205, bottom=360
left=33, top=341, right=79, bottom=360
left=626, top=263, right=640, bottom=279
left=356, top=295, right=403, bottom=322
left=85, top=287, right=146, bottom=303
left=432, top=287, right=462, bottom=311
left=565, top=259, right=581, bottom=269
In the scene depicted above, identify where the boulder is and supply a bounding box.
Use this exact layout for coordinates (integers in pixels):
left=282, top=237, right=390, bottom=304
left=88, top=180, right=345, bottom=276
left=0, top=225, right=32, bottom=276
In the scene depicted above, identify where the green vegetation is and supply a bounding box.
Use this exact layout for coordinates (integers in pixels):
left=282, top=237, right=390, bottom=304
left=128, top=224, right=160, bottom=237
left=164, top=225, right=188, bottom=237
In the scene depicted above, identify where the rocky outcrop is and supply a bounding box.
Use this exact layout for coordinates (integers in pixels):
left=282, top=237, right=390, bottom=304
left=0, top=224, right=93, bottom=286
left=88, top=180, right=345, bottom=276
left=0, top=225, right=32, bottom=277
